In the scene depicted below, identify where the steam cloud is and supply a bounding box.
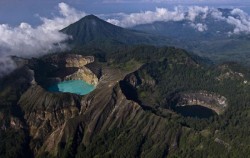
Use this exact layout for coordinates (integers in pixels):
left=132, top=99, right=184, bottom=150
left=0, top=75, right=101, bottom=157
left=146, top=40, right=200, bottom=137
left=0, top=2, right=85, bottom=77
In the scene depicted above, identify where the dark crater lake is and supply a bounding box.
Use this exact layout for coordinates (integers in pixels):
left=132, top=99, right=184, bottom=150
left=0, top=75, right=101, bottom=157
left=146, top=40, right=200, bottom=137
left=174, top=105, right=217, bottom=119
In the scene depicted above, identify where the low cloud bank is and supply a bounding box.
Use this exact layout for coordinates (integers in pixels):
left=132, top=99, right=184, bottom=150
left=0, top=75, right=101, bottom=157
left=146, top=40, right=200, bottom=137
left=106, top=6, right=250, bottom=34
left=106, top=6, right=214, bottom=29
left=0, top=2, right=85, bottom=77
left=227, top=8, right=250, bottom=34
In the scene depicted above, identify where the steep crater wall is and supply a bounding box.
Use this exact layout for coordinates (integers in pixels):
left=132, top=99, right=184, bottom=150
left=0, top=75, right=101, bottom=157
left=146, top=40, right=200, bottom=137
left=169, top=91, right=228, bottom=115
left=15, top=54, right=102, bottom=154
left=120, top=67, right=228, bottom=117
left=33, top=54, right=100, bottom=88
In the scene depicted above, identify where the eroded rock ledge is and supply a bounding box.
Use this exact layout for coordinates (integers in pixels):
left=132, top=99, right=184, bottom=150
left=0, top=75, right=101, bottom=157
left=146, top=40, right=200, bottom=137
left=45, top=54, right=94, bottom=68
left=65, top=66, right=98, bottom=86
left=55, top=54, right=98, bottom=86
left=14, top=54, right=101, bottom=154
left=176, top=91, right=227, bottom=115
left=39, top=54, right=99, bottom=87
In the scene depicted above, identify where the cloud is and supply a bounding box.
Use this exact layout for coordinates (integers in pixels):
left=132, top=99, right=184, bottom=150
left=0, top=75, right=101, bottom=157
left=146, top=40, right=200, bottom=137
left=0, top=57, right=16, bottom=77
left=39, top=2, right=85, bottom=32
left=0, top=2, right=85, bottom=77
left=190, top=23, right=208, bottom=31
left=106, top=6, right=250, bottom=34
left=106, top=6, right=211, bottom=30
left=209, top=8, right=250, bottom=34
left=107, top=7, right=186, bottom=27
left=210, top=9, right=225, bottom=20
left=226, top=8, right=250, bottom=34
left=187, top=6, right=209, bottom=21
left=102, top=0, right=243, bottom=4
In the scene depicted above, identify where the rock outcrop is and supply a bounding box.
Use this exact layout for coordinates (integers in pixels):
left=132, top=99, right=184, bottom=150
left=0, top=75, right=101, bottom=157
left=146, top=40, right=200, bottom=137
left=65, top=66, right=98, bottom=86
left=18, top=85, right=82, bottom=153
left=65, top=55, right=94, bottom=68
left=45, top=54, right=94, bottom=68
left=63, top=55, right=98, bottom=86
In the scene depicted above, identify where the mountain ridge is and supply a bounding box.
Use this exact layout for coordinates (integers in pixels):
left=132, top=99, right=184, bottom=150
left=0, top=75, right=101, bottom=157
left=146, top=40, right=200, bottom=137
left=131, top=9, right=250, bottom=65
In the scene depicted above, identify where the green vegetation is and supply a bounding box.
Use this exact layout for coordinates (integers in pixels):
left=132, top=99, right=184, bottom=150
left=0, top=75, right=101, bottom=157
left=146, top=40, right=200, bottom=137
left=105, top=46, right=250, bottom=157
left=1, top=12, right=250, bottom=158
left=0, top=44, right=250, bottom=158
left=0, top=129, right=31, bottom=158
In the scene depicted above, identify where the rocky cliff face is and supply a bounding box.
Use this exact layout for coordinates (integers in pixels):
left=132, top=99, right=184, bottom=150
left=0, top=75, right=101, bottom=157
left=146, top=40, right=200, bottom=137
left=65, top=67, right=98, bottom=86
left=18, top=85, right=81, bottom=153
left=176, top=91, right=227, bottom=115
left=45, top=54, right=94, bottom=68
left=65, top=55, right=94, bottom=68
left=35, top=54, right=99, bottom=87
left=117, top=58, right=230, bottom=117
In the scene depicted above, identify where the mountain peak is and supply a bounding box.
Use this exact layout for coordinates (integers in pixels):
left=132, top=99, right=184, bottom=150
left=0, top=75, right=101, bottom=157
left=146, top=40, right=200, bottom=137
left=84, top=14, right=99, bottom=19
left=77, top=14, right=105, bottom=24
left=61, top=14, right=169, bottom=46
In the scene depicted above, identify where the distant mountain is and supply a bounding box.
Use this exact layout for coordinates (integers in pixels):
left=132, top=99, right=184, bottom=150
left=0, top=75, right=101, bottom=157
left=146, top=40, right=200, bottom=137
left=61, top=13, right=250, bottom=65
left=61, top=15, right=171, bottom=47
left=132, top=9, right=233, bottom=41
left=131, top=9, right=250, bottom=65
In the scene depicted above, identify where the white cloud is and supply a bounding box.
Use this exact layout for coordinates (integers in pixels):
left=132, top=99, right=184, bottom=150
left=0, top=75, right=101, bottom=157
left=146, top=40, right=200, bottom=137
left=190, top=23, right=208, bottom=31
left=209, top=7, right=250, bottom=34
left=0, top=2, right=85, bottom=77
left=102, top=0, right=241, bottom=4
left=107, top=7, right=186, bottom=27
left=210, top=9, right=225, bottom=20
left=106, top=6, right=250, bottom=34
left=226, top=8, right=250, bottom=34
left=39, top=2, right=85, bottom=32
left=0, top=56, right=16, bottom=77
left=106, top=6, right=211, bottom=29
left=187, top=6, right=209, bottom=21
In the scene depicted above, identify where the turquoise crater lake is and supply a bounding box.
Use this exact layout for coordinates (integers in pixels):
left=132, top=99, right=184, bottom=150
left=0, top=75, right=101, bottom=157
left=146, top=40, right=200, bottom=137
left=48, top=80, right=95, bottom=95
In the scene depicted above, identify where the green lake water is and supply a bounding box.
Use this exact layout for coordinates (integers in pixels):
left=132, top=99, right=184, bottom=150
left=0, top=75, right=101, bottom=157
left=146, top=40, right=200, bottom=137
left=48, top=80, right=95, bottom=95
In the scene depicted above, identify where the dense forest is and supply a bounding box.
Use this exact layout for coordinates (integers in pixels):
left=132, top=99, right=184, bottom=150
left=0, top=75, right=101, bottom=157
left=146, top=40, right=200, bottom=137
left=92, top=46, right=250, bottom=157
left=0, top=45, right=250, bottom=157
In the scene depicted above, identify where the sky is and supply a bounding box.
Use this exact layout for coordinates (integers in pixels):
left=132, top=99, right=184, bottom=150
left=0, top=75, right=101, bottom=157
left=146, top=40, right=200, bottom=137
left=1, top=0, right=250, bottom=26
